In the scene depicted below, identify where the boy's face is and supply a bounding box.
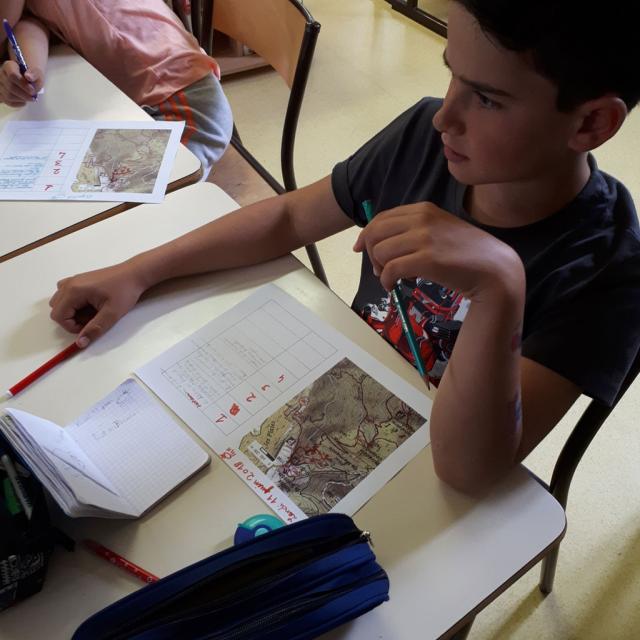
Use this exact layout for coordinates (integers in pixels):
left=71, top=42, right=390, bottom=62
left=433, top=3, right=580, bottom=186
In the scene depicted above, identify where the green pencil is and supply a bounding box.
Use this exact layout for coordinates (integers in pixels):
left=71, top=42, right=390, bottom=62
left=361, top=200, right=428, bottom=380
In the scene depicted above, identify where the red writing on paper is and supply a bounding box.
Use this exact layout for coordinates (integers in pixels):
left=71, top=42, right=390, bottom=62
left=186, top=392, right=201, bottom=408
left=229, top=403, right=240, bottom=416
left=277, top=503, right=296, bottom=523
left=232, top=461, right=275, bottom=496
left=253, top=480, right=273, bottom=495
left=219, top=447, right=237, bottom=461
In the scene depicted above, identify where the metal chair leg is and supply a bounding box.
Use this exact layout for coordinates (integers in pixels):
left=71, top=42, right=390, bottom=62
left=305, top=243, right=329, bottom=287
left=539, top=545, right=560, bottom=595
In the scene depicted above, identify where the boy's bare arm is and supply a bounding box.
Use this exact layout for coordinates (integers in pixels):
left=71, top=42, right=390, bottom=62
left=354, top=201, right=581, bottom=494
left=49, top=176, right=353, bottom=346
left=430, top=288, right=580, bottom=495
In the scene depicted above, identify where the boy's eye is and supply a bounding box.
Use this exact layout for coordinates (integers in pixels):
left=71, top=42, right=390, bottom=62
left=475, top=91, right=501, bottom=110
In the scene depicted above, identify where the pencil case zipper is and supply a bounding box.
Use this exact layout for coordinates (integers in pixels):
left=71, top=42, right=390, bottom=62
left=102, top=526, right=371, bottom=639
left=148, top=534, right=375, bottom=629
left=208, top=568, right=388, bottom=640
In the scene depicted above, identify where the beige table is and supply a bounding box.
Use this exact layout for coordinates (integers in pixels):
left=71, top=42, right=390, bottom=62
left=0, top=183, right=565, bottom=639
left=0, top=45, right=202, bottom=263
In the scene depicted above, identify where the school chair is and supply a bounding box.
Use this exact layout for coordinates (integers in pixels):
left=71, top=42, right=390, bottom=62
left=192, top=0, right=330, bottom=287
left=536, top=345, right=640, bottom=594
left=451, top=345, right=640, bottom=639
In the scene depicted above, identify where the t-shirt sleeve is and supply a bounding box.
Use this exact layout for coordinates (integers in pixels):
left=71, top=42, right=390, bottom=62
left=331, top=98, right=443, bottom=226
left=522, top=249, right=640, bottom=405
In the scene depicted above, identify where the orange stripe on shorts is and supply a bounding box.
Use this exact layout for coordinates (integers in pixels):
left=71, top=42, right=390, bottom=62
left=174, top=90, right=196, bottom=146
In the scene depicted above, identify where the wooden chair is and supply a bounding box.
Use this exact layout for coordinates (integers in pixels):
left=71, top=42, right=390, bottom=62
left=191, top=0, right=329, bottom=287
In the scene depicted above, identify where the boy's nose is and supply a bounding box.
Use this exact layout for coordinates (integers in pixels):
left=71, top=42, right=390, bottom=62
left=433, top=84, right=465, bottom=136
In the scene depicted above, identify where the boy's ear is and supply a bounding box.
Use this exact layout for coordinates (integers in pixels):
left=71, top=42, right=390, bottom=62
left=568, top=96, right=628, bottom=152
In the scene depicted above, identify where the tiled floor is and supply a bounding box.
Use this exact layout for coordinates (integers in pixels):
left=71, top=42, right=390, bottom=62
left=219, top=1, right=640, bottom=637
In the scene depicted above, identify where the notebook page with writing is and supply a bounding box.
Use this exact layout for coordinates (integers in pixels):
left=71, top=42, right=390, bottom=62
left=66, top=378, right=210, bottom=516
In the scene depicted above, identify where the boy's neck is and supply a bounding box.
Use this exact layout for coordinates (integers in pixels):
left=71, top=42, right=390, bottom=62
left=466, top=155, right=592, bottom=228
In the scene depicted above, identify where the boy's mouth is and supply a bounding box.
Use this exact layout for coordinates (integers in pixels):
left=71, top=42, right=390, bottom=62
left=443, top=144, right=468, bottom=163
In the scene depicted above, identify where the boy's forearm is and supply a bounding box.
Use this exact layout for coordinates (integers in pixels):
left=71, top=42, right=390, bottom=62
left=129, top=192, right=312, bottom=289
left=126, top=176, right=349, bottom=290
left=13, top=18, right=49, bottom=72
left=429, top=272, right=525, bottom=495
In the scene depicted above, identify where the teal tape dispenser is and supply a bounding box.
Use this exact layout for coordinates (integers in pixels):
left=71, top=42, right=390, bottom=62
left=234, top=514, right=284, bottom=544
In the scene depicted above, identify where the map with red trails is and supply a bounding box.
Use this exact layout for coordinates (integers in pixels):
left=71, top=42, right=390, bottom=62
left=239, top=357, right=425, bottom=516
left=71, top=128, right=170, bottom=194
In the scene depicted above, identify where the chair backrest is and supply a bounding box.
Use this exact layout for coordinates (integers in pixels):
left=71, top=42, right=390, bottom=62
left=213, top=0, right=314, bottom=88
left=193, top=0, right=328, bottom=285
left=549, top=345, right=640, bottom=508
left=210, top=0, right=320, bottom=193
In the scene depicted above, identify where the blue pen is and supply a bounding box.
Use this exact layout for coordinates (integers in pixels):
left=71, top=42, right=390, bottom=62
left=362, top=200, right=430, bottom=385
left=2, top=19, right=37, bottom=101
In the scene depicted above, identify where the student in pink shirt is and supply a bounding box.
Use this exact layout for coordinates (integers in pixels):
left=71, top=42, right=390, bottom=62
left=0, top=0, right=233, bottom=178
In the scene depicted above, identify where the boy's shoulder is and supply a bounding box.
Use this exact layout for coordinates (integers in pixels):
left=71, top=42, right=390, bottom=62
left=586, top=165, right=640, bottom=256
left=332, top=97, right=451, bottom=224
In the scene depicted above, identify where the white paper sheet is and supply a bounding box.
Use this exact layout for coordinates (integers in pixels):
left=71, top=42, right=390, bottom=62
left=0, top=119, right=184, bottom=203
left=136, top=285, right=432, bottom=523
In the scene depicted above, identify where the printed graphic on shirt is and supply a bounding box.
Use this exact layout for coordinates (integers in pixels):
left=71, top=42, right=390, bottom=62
left=361, top=278, right=470, bottom=385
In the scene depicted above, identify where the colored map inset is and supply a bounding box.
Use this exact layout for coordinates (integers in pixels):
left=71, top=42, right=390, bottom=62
left=71, top=129, right=170, bottom=194
left=239, top=357, right=425, bottom=516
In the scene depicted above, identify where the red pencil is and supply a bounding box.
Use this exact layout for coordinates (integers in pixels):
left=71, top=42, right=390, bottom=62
left=1, top=342, right=80, bottom=402
left=83, top=539, right=159, bottom=584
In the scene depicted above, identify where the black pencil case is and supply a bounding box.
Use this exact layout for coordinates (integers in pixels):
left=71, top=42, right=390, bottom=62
left=0, top=432, right=57, bottom=613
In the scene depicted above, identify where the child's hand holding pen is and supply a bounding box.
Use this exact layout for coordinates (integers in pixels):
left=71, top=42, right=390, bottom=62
left=0, top=59, right=42, bottom=106
left=353, top=201, right=522, bottom=302
left=1, top=18, right=42, bottom=107
left=354, top=200, right=525, bottom=389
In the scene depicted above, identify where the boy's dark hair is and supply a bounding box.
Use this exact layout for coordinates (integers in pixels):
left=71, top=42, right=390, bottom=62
left=453, top=1, right=640, bottom=112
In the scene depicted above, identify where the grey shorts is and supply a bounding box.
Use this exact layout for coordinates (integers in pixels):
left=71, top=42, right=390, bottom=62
left=144, top=73, right=233, bottom=179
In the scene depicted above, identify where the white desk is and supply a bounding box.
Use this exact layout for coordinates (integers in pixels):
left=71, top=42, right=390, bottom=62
left=0, top=45, right=202, bottom=263
left=0, top=183, right=566, bottom=639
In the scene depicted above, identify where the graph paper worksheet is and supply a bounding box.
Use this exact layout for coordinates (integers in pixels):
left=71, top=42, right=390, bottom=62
left=137, top=285, right=430, bottom=522
left=0, top=120, right=183, bottom=203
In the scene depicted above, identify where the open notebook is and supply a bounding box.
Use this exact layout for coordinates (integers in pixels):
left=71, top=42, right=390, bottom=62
left=0, top=379, right=209, bottom=518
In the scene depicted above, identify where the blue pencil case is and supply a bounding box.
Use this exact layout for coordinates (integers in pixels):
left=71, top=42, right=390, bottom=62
left=72, top=513, right=389, bottom=640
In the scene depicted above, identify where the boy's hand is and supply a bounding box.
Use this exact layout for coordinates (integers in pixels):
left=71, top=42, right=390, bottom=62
left=49, top=263, right=147, bottom=348
left=353, top=202, right=524, bottom=299
left=0, top=60, right=43, bottom=106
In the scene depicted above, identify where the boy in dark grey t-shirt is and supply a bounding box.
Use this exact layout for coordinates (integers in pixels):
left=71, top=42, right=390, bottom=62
left=332, top=98, right=640, bottom=406
left=48, top=1, right=640, bottom=495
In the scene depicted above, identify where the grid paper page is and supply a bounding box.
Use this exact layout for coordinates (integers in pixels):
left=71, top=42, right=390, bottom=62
left=66, top=379, right=209, bottom=515
left=0, top=120, right=184, bottom=203
left=137, top=285, right=430, bottom=523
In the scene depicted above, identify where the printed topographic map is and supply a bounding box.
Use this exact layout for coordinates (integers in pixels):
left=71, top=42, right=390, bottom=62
left=239, top=357, right=425, bottom=516
left=71, top=129, right=170, bottom=194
